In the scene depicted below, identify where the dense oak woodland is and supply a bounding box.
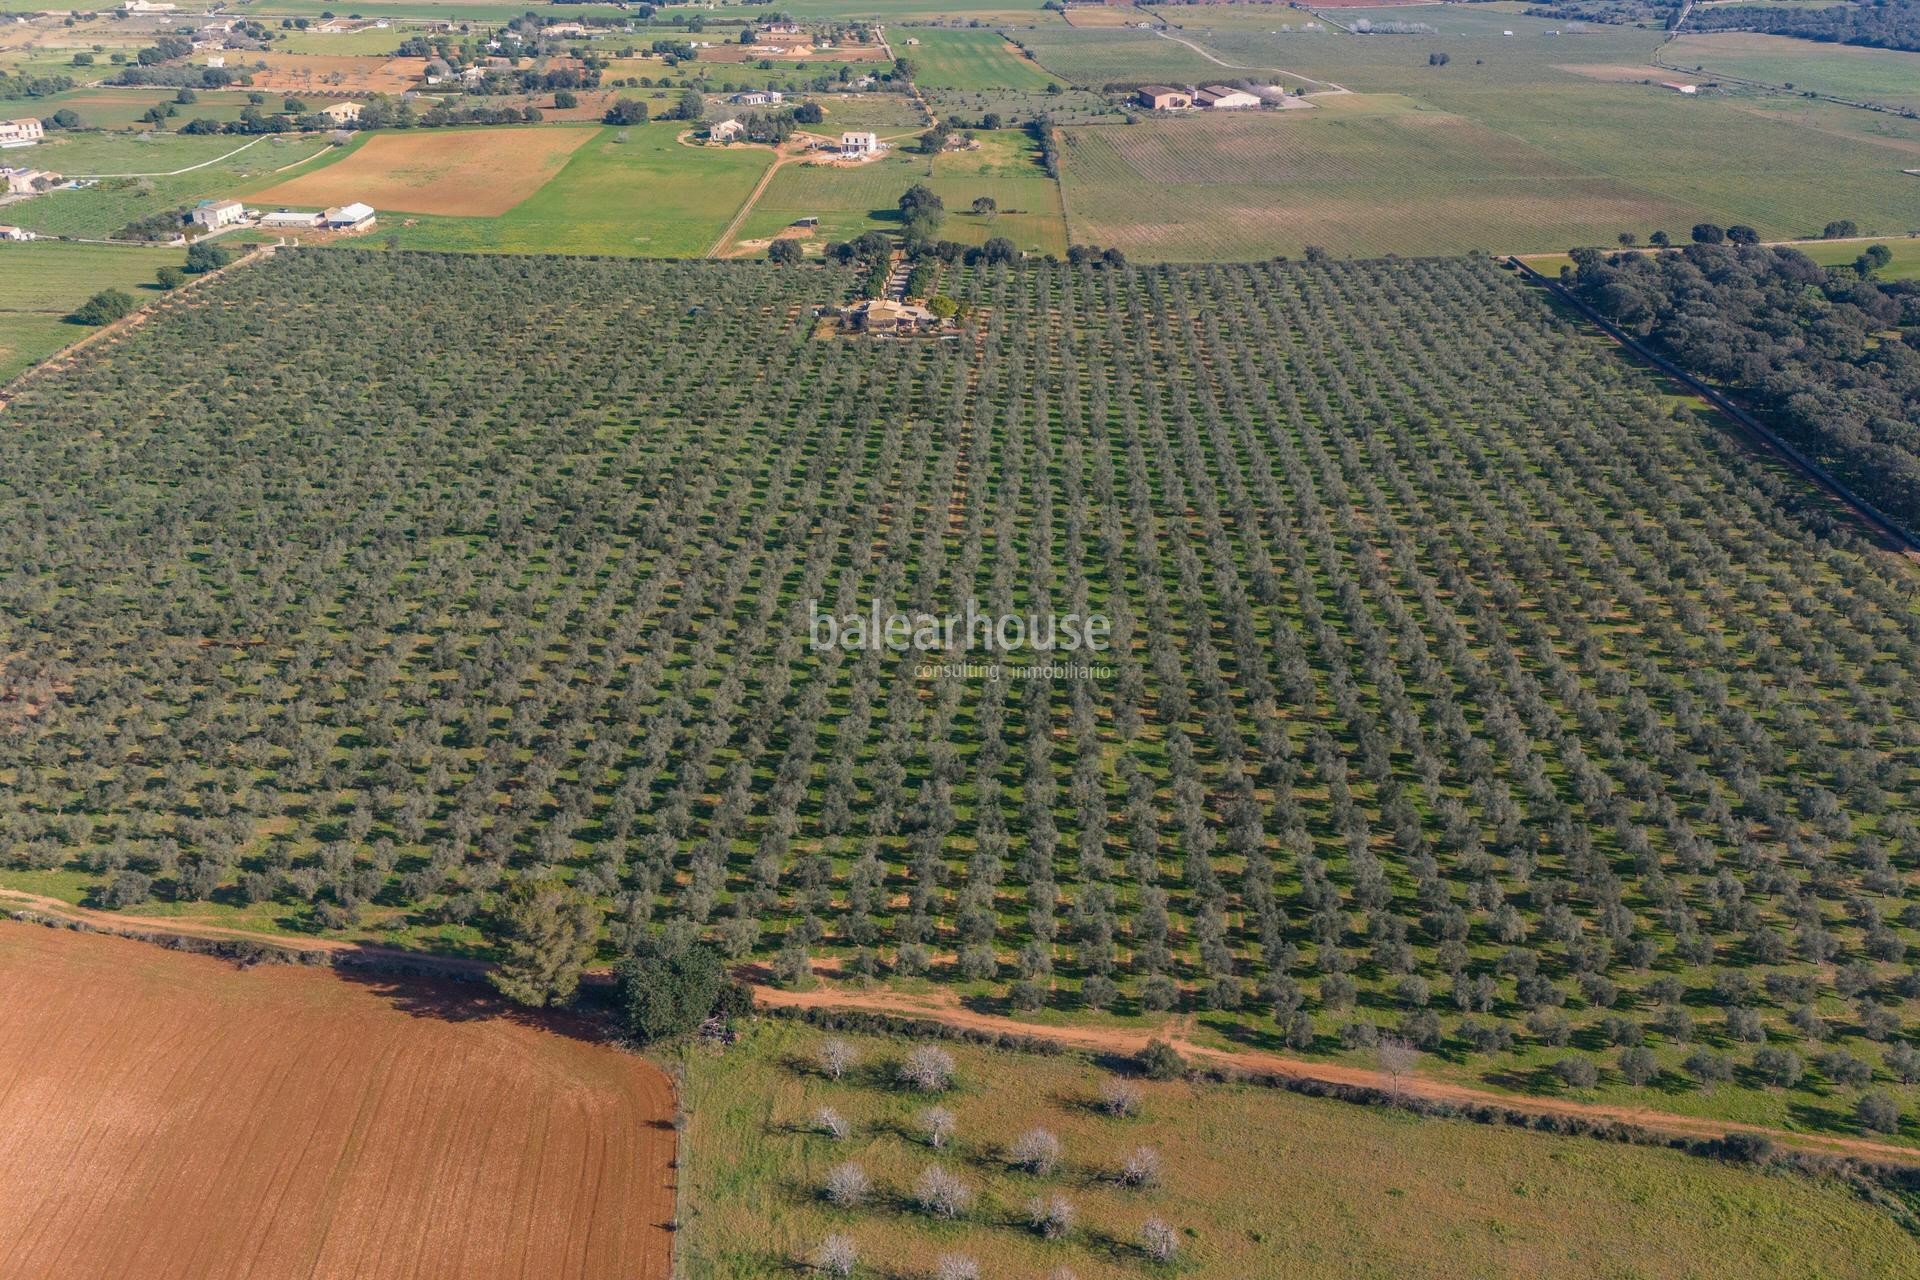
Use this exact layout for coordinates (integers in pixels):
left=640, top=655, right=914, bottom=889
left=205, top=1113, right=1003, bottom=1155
left=1527, top=0, right=1920, bottom=50
left=1569, top=243, right=1920, bottom=532
left=5, top=251, right=1920, bottom=1117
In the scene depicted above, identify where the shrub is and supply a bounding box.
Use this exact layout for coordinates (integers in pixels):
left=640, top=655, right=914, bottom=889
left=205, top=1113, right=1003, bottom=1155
left=69, top=288, right=137, bottom=326
left=1137, top=1039, right=1184, bottom=1081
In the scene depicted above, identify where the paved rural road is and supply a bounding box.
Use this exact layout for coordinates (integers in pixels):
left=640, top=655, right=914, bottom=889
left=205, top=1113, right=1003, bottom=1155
left=11, top=886, right=1916, bottom=1166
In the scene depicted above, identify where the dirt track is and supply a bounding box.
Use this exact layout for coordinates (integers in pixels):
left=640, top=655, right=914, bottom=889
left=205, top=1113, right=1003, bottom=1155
left=0, top=921, right=676, bottom=1280
left=9, top=887, right=1917, bottom=1167
left=748, top=977, right=1920, bottom=1166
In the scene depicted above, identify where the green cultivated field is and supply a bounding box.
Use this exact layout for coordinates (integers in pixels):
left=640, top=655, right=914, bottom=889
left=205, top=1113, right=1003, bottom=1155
left=678, top=1021, right=1920, bottom=1280
left=0, top=241, right=184, bottom=381
left=1016, top=26, right=1258, bottom=88
left=1045, top=8, right=1920, bottom=257
left=734, top=131, right=1066, bottom=258
left=735, top=149, right=934, bottom=247
left=904, top=27, right=1058, bottom=93
left=1058, top=99, right=1704, bottom=261
left=367, top=123, right=775, bottom=257
left=8, top=134, right=336, bottom=240
left=1665, top=32, right=1920, bottom=110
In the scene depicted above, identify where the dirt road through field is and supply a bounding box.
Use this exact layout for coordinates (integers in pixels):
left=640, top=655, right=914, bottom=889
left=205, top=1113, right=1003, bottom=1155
left=748, top=978, right=1920, bottom=1166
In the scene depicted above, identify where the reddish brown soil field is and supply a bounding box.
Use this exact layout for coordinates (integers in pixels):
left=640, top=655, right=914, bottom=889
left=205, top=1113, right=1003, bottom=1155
left=250, top=127, right=595, bottom=217
left=0, top=923, right=675, bottom=1280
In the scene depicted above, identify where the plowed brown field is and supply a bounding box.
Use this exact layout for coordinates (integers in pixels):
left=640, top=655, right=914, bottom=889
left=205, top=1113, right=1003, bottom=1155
left=0, top=923, right=675, bottom=1280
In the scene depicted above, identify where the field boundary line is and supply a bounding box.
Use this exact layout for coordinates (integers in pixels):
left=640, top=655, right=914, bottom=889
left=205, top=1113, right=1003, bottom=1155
left=1507, top=256, right=1920, bottom=558
left=68, top=135, right=268, bottom=179
left=745, top=977, right=1920, bottom=1167
left=707, top=146, right=788, bottom=259
left=6, top=880, right=1913, bottom=1171
left=0, top=244, right=274, bottom=415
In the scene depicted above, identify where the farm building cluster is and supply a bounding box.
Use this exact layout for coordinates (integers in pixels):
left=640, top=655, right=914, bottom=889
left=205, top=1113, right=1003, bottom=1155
left=1136, top=84, right=1269, bottom=111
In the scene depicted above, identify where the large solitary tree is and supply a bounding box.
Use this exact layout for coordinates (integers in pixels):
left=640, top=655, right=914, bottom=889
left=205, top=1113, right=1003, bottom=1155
left=488, top=875, right=601, bottom=1006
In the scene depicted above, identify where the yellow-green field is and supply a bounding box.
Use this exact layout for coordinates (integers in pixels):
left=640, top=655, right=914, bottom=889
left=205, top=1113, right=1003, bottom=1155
left=676, top=1019, right=1920, bottom=1280
left=0, top=241, right=186, bottom=381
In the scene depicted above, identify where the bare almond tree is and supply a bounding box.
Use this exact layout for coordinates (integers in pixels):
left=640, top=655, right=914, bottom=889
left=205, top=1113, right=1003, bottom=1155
left=813, top=1105, right=850, bottom=1140
left=934, top=1254, right=981, bottom=1280
left=1118, top=1145, right=1160, bottom=1189
left=812, top=1233, right=857, bottom=1277
left=1141, top=1217, right=1179, bottom=1263
left=1377, top=1036, right=1420, bottom=1100
left=920, top=1105, right=956, bottom=1149
left=914, top=1165, right=973, bottom=1219
left=817, top=1037, right=858, bottom=1081
left=1009, top=1127, right=1062, bottom=1175
left=823, top=1161, right=869, bottom=1208
left=899, top=1045, right=957, bottom=1093
left=1099, top=1078, right=1143, bottom=1117
left=1028, top=1193, right=1076, bottom=1240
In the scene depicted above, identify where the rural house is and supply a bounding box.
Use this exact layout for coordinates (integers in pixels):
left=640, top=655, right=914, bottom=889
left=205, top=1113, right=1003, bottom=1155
left=1135, top=86, right=1193, bottom=110
left=318, top=102, right=364, bottom=124
left=0, top=118, right=45, bottom=149
left=841, top=131, right=879, bottom=156
left=729, top=89, right=783, bottom=107
left=323, top=203, right=377, bottom=231
left=0, top=223, right=36, bottom=241
left=709, top=119, right=744, bottom=143
left=1, top=165, right=50, bottom=194
left=1196, top=85, right=1260, bottom=110
left=842, top=299, right=939, bottom=334
left=190, top=198, right=246, bottom=229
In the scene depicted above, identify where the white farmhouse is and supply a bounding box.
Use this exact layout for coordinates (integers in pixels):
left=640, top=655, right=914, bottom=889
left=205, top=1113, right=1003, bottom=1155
left=190, top=198, right=246, bottom=229
left=0, top=118, right=45, bottom=149
left=841, top=131, right=878, bottom=156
